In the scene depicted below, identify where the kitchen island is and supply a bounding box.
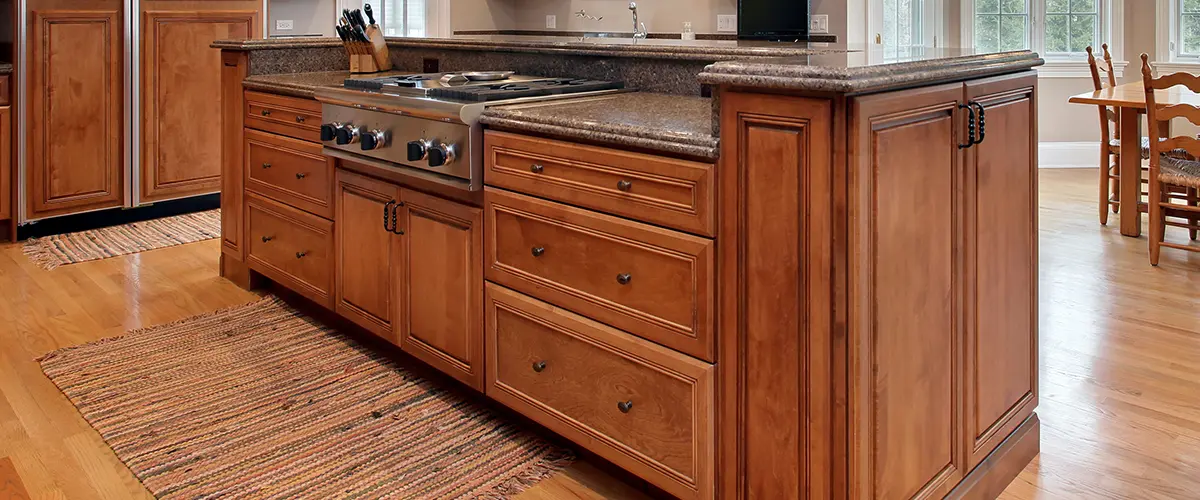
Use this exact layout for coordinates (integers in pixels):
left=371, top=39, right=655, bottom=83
left=216, top=36, right=1041, bottom=499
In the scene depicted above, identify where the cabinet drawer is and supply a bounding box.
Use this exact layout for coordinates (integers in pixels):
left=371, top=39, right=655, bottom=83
left=246, top=193, right=334, bottom=307
left=485, top=188, right=714, bottom=361
left=245, top=129, right=334, bottom=218
left=485, top=131, right=715, bottom=236
left=485, top=284, right=714, bottom=500
left=244, top=91, right=322, bottom=142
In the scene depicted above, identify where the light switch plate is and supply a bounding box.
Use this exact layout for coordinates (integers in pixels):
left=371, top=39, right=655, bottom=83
left=717, top=15, right=737, bottom=33
left=810, top=14, right=828, bottom=34
left=275, top=19, right=294, bottom=31
left=546, top=15, right=556, bottom=29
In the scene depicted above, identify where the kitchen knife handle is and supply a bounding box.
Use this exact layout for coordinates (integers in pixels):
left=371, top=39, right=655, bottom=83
left=364, top=4, right=376, bottom=25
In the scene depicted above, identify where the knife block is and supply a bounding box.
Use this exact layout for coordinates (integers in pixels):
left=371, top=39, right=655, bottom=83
left=345, top=39, right=391, bottom=74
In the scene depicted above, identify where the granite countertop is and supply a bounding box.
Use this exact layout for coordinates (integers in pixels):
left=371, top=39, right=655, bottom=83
left=479, top=93, right=718, bottom=160
left=214, top=35, right=853, bottom=62
left=243, top=70, right=360, bottom=98
left=699, top=48, right=1044, bottom=93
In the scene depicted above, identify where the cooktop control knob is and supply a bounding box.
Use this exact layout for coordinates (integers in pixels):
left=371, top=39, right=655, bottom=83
left=361, top=130, right=387, bottom=151
left=320, top=122, right=342, bottom=142
left=427, top=143, right=456, bottom=167
left=335, top=125, right=361, bottom=145
left=406, top=140, right=429, bottom=162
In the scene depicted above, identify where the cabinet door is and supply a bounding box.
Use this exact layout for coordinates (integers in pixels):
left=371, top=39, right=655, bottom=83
left=0, top=106, right=10, bottom=222
left=27, top=9, right=124, bottom=219
left=140, top=8, right=257, bottom=202
left=849, top=83, right=967, bottom=499
left=963, top=73, right=1038, bottom=469
left=335, top=169, right=400, bottom=338
left=396, top=188, right=484, bottom=391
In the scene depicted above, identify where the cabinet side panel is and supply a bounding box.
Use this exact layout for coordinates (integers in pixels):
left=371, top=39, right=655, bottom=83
left=220, top=50, right=248, bottom=259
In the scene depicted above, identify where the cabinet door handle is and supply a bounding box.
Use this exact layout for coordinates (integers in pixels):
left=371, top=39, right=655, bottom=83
left=971, top=101, right=987, bottom=145
left=391, top=201, right=404, bottom=235
left=296, top=115, right=306, bottom=123
left=616, top=273, right=632, bottom=285
left=616, top=180, right=632, bottom=192
left=261, top=235, right=273, bottom=243
left=958, top=103, right=977, bottom=149
left=295, top=172, right=307, bottom=179
left=383, top=200, right=396, bottom=232
left=261, top=109, right=271, bottom=116
left=531, top=246, right=545, bottom=257
left=295, top=251, right=308, bottom=259
left=532, top=360, right=547, bottom=372
left=261, top=162, right=271, bottom=169
left=530, top=164, right=544, bottom=174
left=617, top=400, right=634, bottom=413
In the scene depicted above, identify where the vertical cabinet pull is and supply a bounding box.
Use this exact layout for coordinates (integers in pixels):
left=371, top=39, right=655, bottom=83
left=958, top=103, right=977, bottom=149
left=972, top=102, right=987, bottom=145
left=383, top=200, right=395, bottom=232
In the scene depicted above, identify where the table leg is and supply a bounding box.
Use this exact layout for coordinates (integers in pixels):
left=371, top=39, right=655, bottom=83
left=1119, top=107, right=1142, bottom=237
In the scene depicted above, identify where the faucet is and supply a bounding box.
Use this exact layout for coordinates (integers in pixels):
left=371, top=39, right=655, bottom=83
left=629, top=2, right=647, bottom=39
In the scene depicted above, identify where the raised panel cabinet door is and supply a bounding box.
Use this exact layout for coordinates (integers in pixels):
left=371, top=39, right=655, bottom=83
left=963, top=73, right=1039, bottom=470
left=335, top=169, right=400, bottom=338
left=396, top=188, right=484, bottom=391
left=717, top=92, right=835, bottom=500
left=849, top=83, right=967, bottom=499
left=141, top=9, right=257, bottom=202
left=27, top=10, right=124, bottom=219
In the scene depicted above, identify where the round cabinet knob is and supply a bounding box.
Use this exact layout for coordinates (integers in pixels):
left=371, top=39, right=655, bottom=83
left=320, top=123, right=340, bottom=142
left=335, top=125, right=361, bottom=145
left=530, top=164, right=545, bottom=174
left=617, top=180, right=633, bottom=191
left=361, top=130, right=388, bottom=151
left=427, top=143, right=456, bottom=168
left=617, top=400, right=634, bottom=413
left=406, top=140, right=430, bottom=162
left=531, top=246, right=545, bottom=257
left=616, top=273, right=632, bottom=285
left=532, top=360, right=547, bottom=372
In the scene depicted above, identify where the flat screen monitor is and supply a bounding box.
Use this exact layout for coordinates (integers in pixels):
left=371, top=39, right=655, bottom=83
left=738, top=0, right=811, bottom=40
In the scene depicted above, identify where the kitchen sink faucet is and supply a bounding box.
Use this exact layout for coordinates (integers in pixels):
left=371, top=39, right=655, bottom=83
left=629, top=2, right=648, bottom=39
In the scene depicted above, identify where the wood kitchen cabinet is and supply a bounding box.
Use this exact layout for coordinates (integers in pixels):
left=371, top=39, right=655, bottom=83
left=718, top=70, right=1039, bottom=500
left=0, top=106, right=10, bottom=223
left=334, top=168, right=485, bottom=391
left=27, top=8, right=124, bottom=219
left=140, top=4, right=258, bottom=202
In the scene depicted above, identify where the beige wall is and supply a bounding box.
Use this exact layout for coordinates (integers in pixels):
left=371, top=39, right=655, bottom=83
left=268, top=0, right=337, bottom=36
left=499, top=0, right=844, bottom=35
left=453, top=0, right=519, bottom=30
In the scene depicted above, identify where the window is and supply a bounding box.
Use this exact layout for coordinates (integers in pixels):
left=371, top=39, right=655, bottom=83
left=964, top=0, right=1122, bottom=76
left=1173, top=0, right=1200, bottom=58
left=876, top=0, right=940, bottom=59
left=974, top=0, right=1030, bottom=53
left=380, top=0, right=426, bottom=37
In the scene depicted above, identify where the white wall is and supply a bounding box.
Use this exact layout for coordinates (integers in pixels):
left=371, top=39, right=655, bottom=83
left=269, top=0, right=338, bottom=37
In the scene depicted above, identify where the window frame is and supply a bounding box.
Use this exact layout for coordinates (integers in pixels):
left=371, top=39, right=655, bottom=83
left=1156, top=0, right=1200, bottom=71
left=333, top=0, right=449, bottom=38
left=960, top=0, right=1125, bottom=78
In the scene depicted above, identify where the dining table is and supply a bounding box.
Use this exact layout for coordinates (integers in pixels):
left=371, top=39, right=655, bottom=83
left=1068, top=81, right=1200, bottom=237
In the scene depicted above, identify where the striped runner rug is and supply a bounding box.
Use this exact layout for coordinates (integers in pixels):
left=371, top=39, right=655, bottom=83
left=39, top=296, right=574, bottom=499
left=23, top=209, right=221, bottom=270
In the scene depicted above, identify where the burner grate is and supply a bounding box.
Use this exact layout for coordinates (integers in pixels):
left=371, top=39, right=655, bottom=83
left=427, top=79, right=625, bottom=102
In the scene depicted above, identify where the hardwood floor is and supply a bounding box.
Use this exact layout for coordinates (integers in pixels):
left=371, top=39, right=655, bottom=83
left=0, top=168, right=1196, bottom=499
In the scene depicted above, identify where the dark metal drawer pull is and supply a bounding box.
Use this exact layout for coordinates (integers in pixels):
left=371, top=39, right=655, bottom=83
left=530, top=164, right=544, bottom=174
left=261, top=162, right=271, bottom=169
left=295, top=115, right=306, bottom=123
left=295, top=251, right=308, bottom=259
left=261, top=109, right=271, bottom=116
left=616, top=180, right=632, bottom=191
left=261, top=235, right=273, bottom=243
left=295, top=172, right=307, bottom=179
left=617, top=400, right=633, bottom=413
left=616, top=273, right=632, bottom=285
left=532, top=360, right=546, bottom=372
left=531, top=246, right=545, bottom=257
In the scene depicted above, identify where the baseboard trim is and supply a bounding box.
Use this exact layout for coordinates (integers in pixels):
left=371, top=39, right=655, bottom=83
left=1040, top=141, right=1100, bottom=168
left=947, top=413, right=1041, bottom=499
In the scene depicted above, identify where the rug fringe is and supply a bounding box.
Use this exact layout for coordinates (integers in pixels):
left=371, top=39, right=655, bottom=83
left=478, top=447, right=577, bottom=500
left=22, top=237, right=65, bottom=270
left=36, top=295, right=281, bottom=363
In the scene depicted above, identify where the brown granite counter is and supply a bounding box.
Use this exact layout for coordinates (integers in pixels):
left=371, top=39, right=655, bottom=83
left=479, top=93, right=718, bottom=160
left=245, top=70, right=375, bottom=98
left=698, top=47, right=1044, bottom=93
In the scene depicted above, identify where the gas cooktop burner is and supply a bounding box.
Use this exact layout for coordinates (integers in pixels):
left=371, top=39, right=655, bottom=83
left=426, top=78, right=625, bottom=102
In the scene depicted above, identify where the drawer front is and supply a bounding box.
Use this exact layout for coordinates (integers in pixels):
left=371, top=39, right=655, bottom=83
left=244, top=91, right=322, bottom=142
left=246, top=193, right=334, bottom=306
left=245, top=129, right=334, bottom=218
left=485, top=284, right=714, bottom=500
left=485, top=188, right=714, bottom=361
left=485, top=131, right=715, bottom=237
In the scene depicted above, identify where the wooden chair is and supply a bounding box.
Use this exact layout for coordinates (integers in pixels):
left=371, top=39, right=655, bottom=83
left=1139, top=54, right=1200, bottom=265
left=1087, top=44, right=1144, bottom=225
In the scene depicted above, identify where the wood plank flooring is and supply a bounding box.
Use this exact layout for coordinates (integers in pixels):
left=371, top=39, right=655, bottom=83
left=0, top=168, right=1196, bottom=499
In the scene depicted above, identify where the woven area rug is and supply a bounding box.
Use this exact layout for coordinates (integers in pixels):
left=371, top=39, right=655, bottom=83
left=23, top=209, right=221, bottom=270
left=39, top=296, right=574, bottom=499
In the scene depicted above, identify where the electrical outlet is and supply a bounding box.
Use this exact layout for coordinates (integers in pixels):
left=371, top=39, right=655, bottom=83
left=275, top=19, right=294, bottom=31
left=717, top=15, right=737, bottom=33
left=546, top=15, right=556, bottom=29
left=810, top=15, right=828, bottom=34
